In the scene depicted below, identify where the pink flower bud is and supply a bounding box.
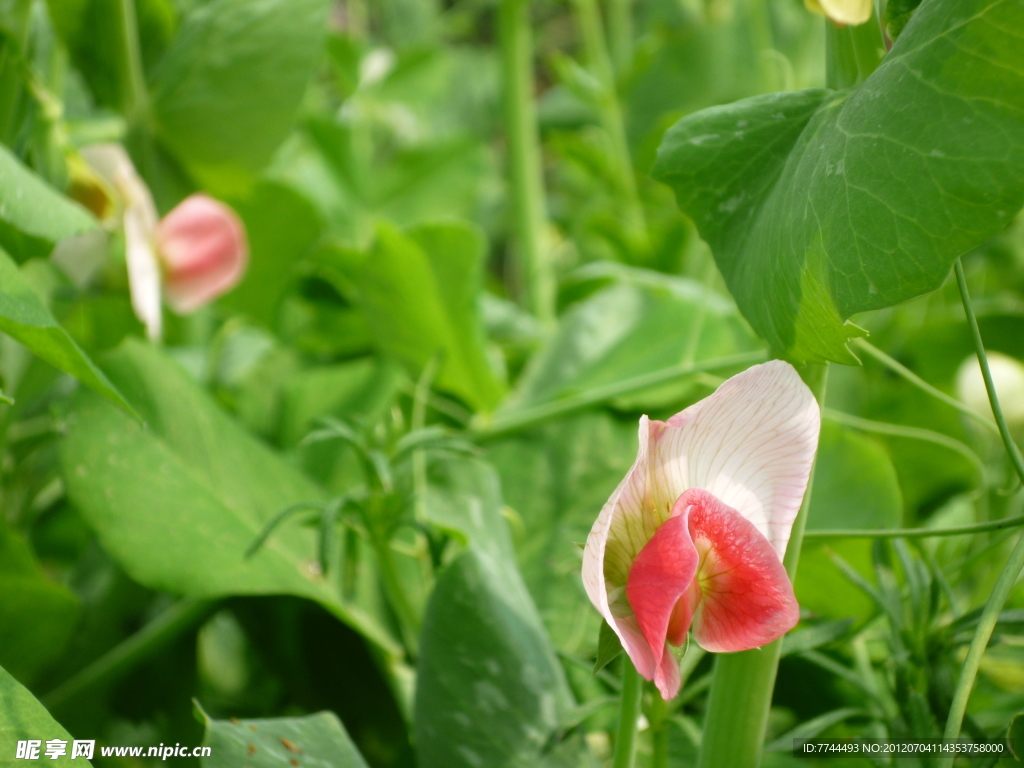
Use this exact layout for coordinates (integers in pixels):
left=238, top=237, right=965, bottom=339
left=155, top=194, right=248, bottom=313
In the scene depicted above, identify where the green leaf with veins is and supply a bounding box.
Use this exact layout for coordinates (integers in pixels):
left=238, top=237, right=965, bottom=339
left=653, top=0, right=1024, bottom=364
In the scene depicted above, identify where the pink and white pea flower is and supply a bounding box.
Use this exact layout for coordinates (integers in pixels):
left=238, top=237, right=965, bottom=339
left=79, top=145, right=248, bottom=339
left=582, top=360, right=820, bottom=700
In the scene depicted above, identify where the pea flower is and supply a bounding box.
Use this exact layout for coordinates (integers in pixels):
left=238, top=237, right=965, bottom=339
left=582, top=361, right=820, bottom=699
left=78, top=144, right=248, bottom=340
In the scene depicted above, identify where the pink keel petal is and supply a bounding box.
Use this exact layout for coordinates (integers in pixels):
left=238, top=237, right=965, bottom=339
left=625, top=507, right=698, bottom=699
left=685, top=489, right=800, bottom=653
left=155, top=194, right=248, bottom=313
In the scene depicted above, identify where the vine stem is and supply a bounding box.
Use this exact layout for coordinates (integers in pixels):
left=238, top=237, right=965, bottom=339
left=612, top=658, right=644, bottom=768
left=953, top=260, right=1024, bottom=485
left=43, top=599, right=217, bottom=711
left=572, top=0, right=647, bottom=247
left=939, top=531, right=1024, bottom=766
left=937, top=261, right=1024, bottom=764
left=697, top=363, right=828, bottom=768
left=852, top=338, right=999, bottom=436
left=474, top=350, right=766, bottom=438
left=499, top=0, right=555, bottom=327
left=604, top=0, right=633, bottom=74
left=803, top=513, right=1024, bottom=540
left=115, top=0, right=149, bottom=126
left=823, top=408, right=986, bottom=494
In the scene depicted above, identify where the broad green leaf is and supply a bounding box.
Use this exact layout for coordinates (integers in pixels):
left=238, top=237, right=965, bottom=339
left=0, top=144, right=95, bottom=259
left=422, top=456, right=519, bottom=564
left=414, top=456, right=585, bottom=767
left=0, top=249, right=129, bottom=411
left=59, top=338, right=400, bottom=657
left=797, top=423, right=902, bottom=619
left=352, top=221, right=504, bottom=412
left=653, top=0, right=1024, bottom=363
left=415, top=547, right=576, bottom=768
left=500, top=269, right=758, bottom=416
left=150, top=0, right=331, bottom=191
left=0, top=664, right=86, bottom=767
left=219, top=181, right=324, bottom=327
left=197, top=705, right=369, bottom=768
left=0, top=527, right=78, bottom=686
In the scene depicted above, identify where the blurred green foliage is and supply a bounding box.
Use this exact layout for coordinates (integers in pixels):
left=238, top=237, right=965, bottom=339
left=0, top=0, right=1020, bottom=766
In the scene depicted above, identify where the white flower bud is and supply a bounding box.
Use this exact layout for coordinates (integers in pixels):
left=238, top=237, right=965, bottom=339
left=956, top=352, right=1024, bottom=430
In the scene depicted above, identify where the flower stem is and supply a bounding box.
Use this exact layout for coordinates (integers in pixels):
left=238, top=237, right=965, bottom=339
left=613, top=658, right=644, bottom=768
left=697, top=362, right=828, bottom=768
left=824, top=9, right=885, bottom=90
left=954, top=259, right=1024, bottom=486
left=499, top=0, right=555, bottom=327
left=649, top=686, right=669, bottom=768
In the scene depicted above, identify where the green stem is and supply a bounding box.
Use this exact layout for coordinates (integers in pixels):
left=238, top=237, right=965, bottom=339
left=937, top=259, right=1024, bottom=764
left=475, top=350, right=766, bottom=438
left=746, top=0, right=777, bottom=93
left=43, top=598, right=217, bottom=711
left=649, top=686, right=669, bottom=768
left=954, top=259, right=1024, bottom=486
left=783, top=363, right=829, bottom=578
left=499, top=0, right=555, bottom=327
left=605, top=0, right=633, bottom=75
left=373, top=533, right=420, bottom=657
left=804, top=513, right=1024, bottom=540
left=824, top=11, right=885, bottom=90
left=114, top=0, right=149, bottom=126
left=938, top=532, right=1024, bottom=766
left=412, top=356, right=439, bottom=524
left=573, top=0, right=647, bottom=247
left=698, top=363, right=828, bottom=768
left=853, top=339, right=999, bottom=437
left=613, top=658, right=644, bottom=768
left=823, top=408, right=986, bottom=493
